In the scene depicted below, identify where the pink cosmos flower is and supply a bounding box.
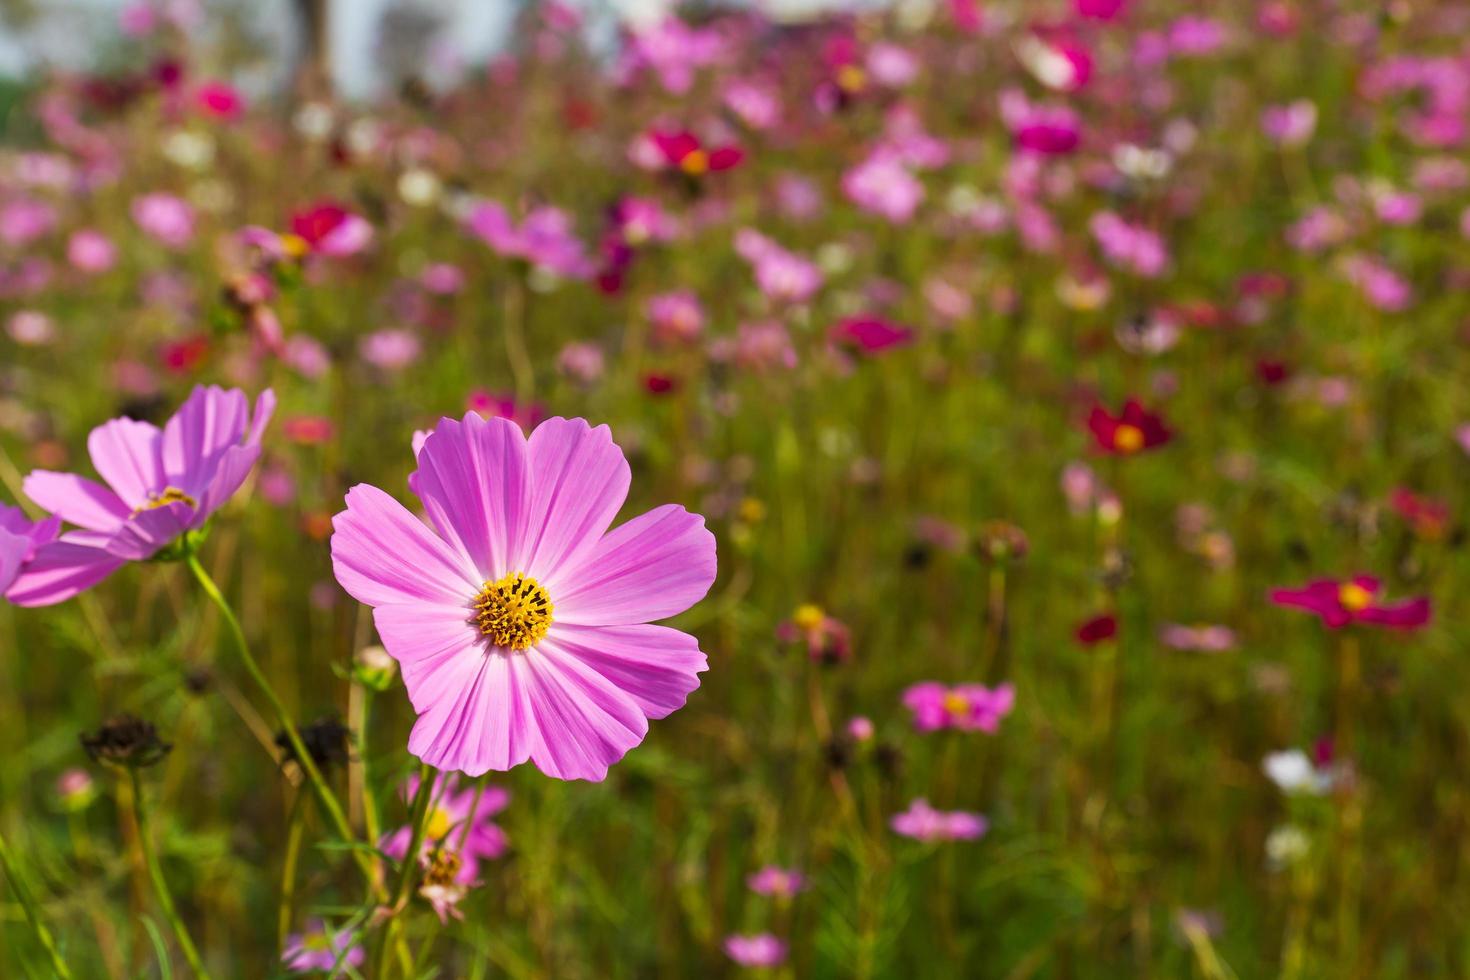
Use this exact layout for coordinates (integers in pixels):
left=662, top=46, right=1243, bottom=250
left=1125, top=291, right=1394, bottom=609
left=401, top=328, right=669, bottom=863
left=465, top=203, right=592, bottom=279
left=830, top=316, right=914, bottom=355
left=734, top=229, right=822, bottom=304
left=1001, top=90, right=1082, bottom=155
left=330, top=416, right=716, bottom=780
left=903, top=682, right=1015, bottom=733
left=1090, top=212, right=1168, bottom=277
left=843, top=151, right=924, bottom=223
left=0, top=506, right=60, bottom=600
left=289, top=202, right=374, bottom=258
left=67, top=229, right=116, bottom=274
left=1341, top=255, right=1412, bottom=312
left=381, top=773, right=509, bottom=885
left=12, top=386, right=275, bottom=606
left=359, top=328, right=421, bottom=372
left=1269, top=576, right=1430, bottom=630
left=891, top=799, right=988, bottom=842
left=195, top=80, right=243, bottom=119
left=647, top=291, right=705, bottom=345
left=1159, top=624, right=1237, bottom=652
left=131, top=193, right=196, bottom=249
left=1261, top=100, right=1317, bottom=147
left=724, top=933, right=787, bottom=968
left=747, top=866, right=806, bottom=898
left=0, top=198, right=56, bottom=246
left=281, top=920, right=364, bottom=975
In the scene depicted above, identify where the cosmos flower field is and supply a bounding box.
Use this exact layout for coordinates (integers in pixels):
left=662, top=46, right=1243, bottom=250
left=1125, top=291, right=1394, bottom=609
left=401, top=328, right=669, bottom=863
left=1, top=0, right=1469, bottom=976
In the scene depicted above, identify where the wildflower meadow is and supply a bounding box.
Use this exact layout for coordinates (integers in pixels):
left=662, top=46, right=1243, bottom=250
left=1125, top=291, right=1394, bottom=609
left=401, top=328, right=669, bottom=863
left=1, top=0, right=1469, bottom=976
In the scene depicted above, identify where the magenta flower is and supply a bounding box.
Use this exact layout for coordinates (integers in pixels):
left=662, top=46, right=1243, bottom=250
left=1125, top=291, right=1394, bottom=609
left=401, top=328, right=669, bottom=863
left=903, top=682, right=1015, bottom=733
left=747, top=865, right=806, bottom=898
left=12, top=386, right=275, bottom=606
left=891, top=799, right=988, bottom=842
left=281, top=920, right=364, bottom=975
left=830, top=316, right=915, bottom=355
left=1269, top=576, right=1430, bottom=630
left=1090, top=212, right=1168, bottom=278
left=381, top=773, right=509, bottom=885
left=0, top=506, right=60, bottom=599
left=465, top=202, right=593, bottom=279
left=1261, top=100, right=1317, bottom=147
left=724, top=933, right=788, bottom=968
left=331, top=415, right=716, bottom=780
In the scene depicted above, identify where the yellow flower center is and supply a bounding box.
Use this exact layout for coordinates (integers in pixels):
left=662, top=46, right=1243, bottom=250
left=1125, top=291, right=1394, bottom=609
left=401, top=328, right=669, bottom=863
left=837, top=64, right=867, bottom=93
left=942, top=692, right=970, bottom=717
left=680, top=149, right=709, bottom=176
left=303, top=932, right=333, bottom=952
left=132, top=486, right=198, bottom=516
left=792, top=604, right=825, bottom=631
left=425, top=805, right=453, bottom=841
left=280, top=233, right=310, bottom=258
left=1113, top=424, right=1145, bottom=454
left=474, top=572, right=553, bottom=650
left=1338, top=582, right=1373, bottom=612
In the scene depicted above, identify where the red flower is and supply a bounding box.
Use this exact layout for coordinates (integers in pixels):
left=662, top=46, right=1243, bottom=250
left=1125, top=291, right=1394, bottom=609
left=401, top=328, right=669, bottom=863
left=289, top=202, right=352, bottom=248
left=1075, top=613, right=1117, bottom=645
left=830, top=316, right=914, bottom=355
left=1087, top=399, right=1171, bottom=455
left=1269, top=575, right=1431, bottom=630
left=1387, top=488, right=1450, bottom=540
left=651, top=131, right=744, bottom=177
left=195, top=81, right=243, bottom=120
left=160, top=335, right=210, bottom=374
left=282, top=416, right=335, bottom=446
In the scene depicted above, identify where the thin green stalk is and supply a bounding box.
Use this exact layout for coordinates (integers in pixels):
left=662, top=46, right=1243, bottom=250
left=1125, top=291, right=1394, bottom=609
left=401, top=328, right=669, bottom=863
left=277, top=792, right=307, bottom=951
left=183, top=553, right=377, bottom=892
left=0, top=825, right=74, bottom=978
left=371, top=764, right=436, bottom=979
left=129, top=768, right=210, bottom=979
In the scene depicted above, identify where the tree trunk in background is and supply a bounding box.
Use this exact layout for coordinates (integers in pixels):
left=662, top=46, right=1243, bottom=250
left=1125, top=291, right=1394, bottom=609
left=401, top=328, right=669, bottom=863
left=292, top=0, right=332, bottom=99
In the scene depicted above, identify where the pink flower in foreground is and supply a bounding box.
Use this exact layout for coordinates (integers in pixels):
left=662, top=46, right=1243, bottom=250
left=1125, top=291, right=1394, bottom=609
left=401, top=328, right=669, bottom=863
left=381, top=773, right=509, bottom=885
left=747, top=866, right=806, bottom=898
left=12, top=386, right=275, bottom=606
left=903, top=682, right=1015, bottom=733
left=330, top=416, right=716, bottom=780
left=281, top=920, right=364, bottom=975
left=1269, top=575, right=1430, bottom=630
left=0, top=505, right=60, bottom=600
left=891, top=799, right=988, bottom=842
left=724, top=933, right=787, bottom=968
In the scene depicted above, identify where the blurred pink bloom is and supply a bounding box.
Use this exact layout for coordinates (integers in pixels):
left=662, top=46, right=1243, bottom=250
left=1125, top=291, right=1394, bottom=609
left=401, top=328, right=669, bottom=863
left=1341, top=255, right=1412, bottom=312
left=831, top=316, right=915, bottom=355
left=847, top=716, right=875, bottom=741
left=723, top=79, right=781, bottom=131
left=419, top=263, right=464, bottom=295
left=776, top=605, right=850, bottom=663
left=118, top=2, right=157, bottom=37
left=843, top=151, right=924, bottom=223
left=1159, top=624, right=1237, bottom=652
left=465, top=392, right=546, bottom=431
left=747, top=866, right=806, bottom=897
left=466, top=202, right=592, bottom=279
left=867, top=42, right=919, bottom=88
left=735, top=229, right=822, bottom=304
left=1260, top=100, right=1317, bottom=147
left=1077, top=0, right=1127, bottom=20
left=6, top=309, right=54, bottom=346
left=622, top=17, right=726, bottom=94
left=359, top=329, right=422, bottom=372
left=1373, top=191, right=1421, bottom=225
left=1285, top=206, right=1349, bottom=252
left=724, top=934, right=787, bottom=968
left=891, top=799, right=988, bottom=842
left=0, top=505, right=61, bottom=600
left=1270, top=575, right=1430, bottom=630
left=1000, top=90, right=1081, bottom=155
left=282, top=921, right=364, bottom=974
left=647, top=291, right=705, bottom=345
left=131, top=193, right=195, bottom=249
left=1016, top=33, right=1092, bottom=92
left=1168, top=16, right=1229, bottom=56
left=195, top=80, right=243, bottom=119
left=67, top=229, right=116, bottom=273
left=1090, top=212, right=1168, bottom=277
left=381, top=773, right=510, bottom=886
left=0, top=198, right=55, bottom=247
left=289, top=202, right=373, bottom=258
left=710, top=320, right=797, bottom=373
left=558, top=342, right=605, bottom=384
left=903, top=681, right=1015, bottom=733
left=284, top=335, right=331, bottom=380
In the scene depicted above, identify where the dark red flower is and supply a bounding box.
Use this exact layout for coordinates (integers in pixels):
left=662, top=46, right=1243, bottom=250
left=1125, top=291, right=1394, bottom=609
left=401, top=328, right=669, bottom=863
left=1075, top=613, right=1117, bottom=645
left=830, top=316, right=914, bottom=355
left=289, top=202, right=351, bottom=248
left=160, top=335, right=210, bottom=374
left=1087, top=399, right=1171, bottom=455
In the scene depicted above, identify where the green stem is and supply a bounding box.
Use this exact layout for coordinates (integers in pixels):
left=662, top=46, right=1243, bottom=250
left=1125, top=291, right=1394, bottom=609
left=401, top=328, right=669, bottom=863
left=130, top=768, right=210, bottom=979
left=503, top=275, right=534, bottom=403
left=277, top=791, right=307, bottom=951
left=0, top=826, right=74, bottom=978
left=183, top=553, right=379, bottom=893
left=371, top=764, right=437, bottom=979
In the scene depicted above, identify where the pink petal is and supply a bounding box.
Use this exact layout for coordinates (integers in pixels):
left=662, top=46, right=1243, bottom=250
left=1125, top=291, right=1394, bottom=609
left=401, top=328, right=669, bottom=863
left=192, top=443, right=262, bottom=525
left=106, top=503, right=194, bottom=560
left=542, top=623, right=707, bottom=719
left=161, top=385, right=250, bottom=494
left=549, top=505, right=716, bottom=626
left=1358, top=597, right=1431, bottom=630
left=0, top=527, right=26, bottom=593
left=522, top=644, right=648, bottom=781
left=520, top=418, right=630, bottom=580
left=407, top=650, right=537, bottom=776
left=86, top=417, right=163, bottom=509
left=373, top=601, right=480, bottom=712
left=411, top=414, right=531, bottom=581
left=331, top=484, right=479, bottom=607
left=21, top=471, right=129, bottom=531
left=5, top=532, right=125, bottom=606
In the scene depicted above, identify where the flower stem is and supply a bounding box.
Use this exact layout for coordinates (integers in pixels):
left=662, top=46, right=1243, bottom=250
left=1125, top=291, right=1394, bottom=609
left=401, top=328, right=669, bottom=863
left=183, top=553, right=377, bottom=891
left=277, top=791, right=306, bottom=952
left=130, top=768, right=210, bottom=979
left=0, top=826, right=74, bottom=978
left=371, top=764, right=437, bottom=979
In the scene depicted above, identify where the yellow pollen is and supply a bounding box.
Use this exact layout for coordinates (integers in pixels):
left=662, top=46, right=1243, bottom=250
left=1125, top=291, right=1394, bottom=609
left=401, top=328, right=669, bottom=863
left=793, top=604, right=825, bottom=631
left=1113, top=424, right=1145, bottom=454
left=474, top=572, right=553, bottom=650
left=680, top=149, right=710, bottom=176
left=837, top=64, right=867, bottom=93
left=425, top=806, right=453, bottom=841
left=942, top=692, right=970, bottom=717
left=1338, top=582, right=1373, bottom=612
left=132, top=486, right=197, bottom=516
left=280, top=233, right=310, bottom=258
